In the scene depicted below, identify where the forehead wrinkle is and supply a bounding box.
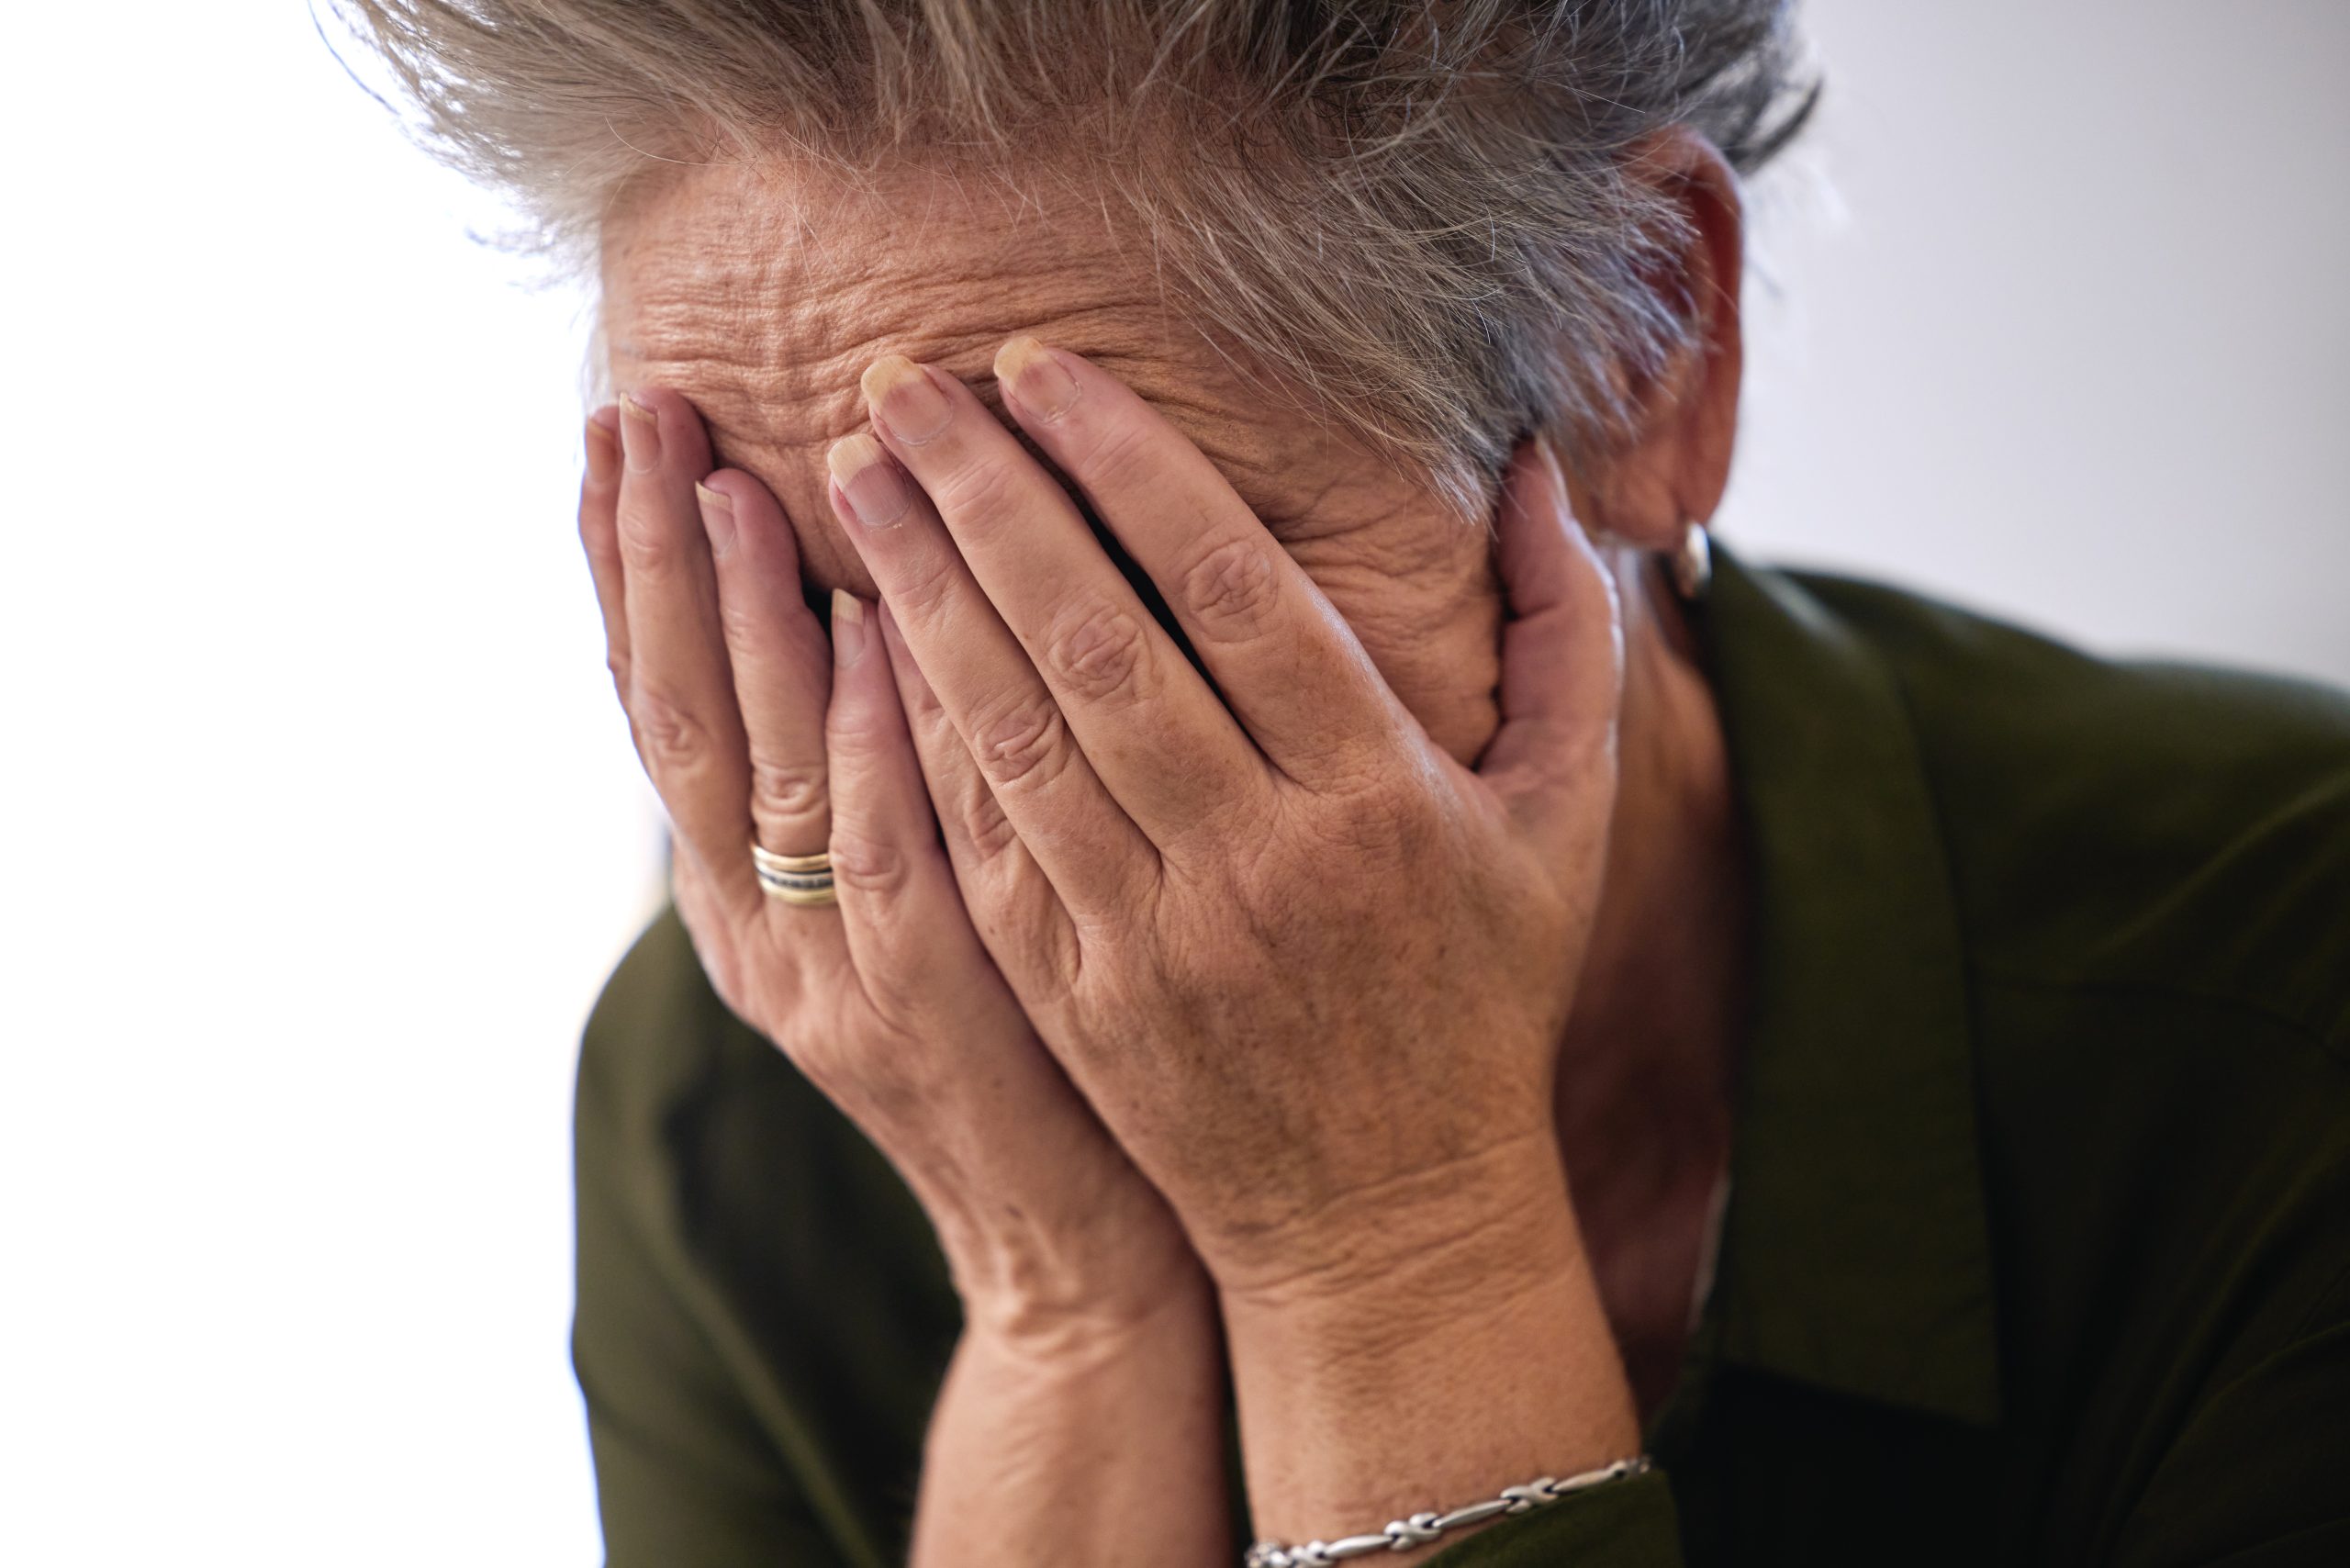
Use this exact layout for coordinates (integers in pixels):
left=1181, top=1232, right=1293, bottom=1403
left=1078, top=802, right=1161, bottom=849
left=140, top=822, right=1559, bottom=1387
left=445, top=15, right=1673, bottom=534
left=613, top=200, right=1173, bottom=432
left=599, top=160, right=1425, bottom=596
left=618, top=276, right=1299, bottom=506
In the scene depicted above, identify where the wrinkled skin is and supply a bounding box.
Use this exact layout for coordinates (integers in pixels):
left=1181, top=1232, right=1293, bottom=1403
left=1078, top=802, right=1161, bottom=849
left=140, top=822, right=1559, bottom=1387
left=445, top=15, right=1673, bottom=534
left=586, top=133, right=1754, bottom=1450
left=601, top=158, right=1505, bottom=767
left=827, top=339, right=1627, bottom=1293
left=588, top=155, right=1530, bottom=1345
left=578, top=319, right=1633, bottom=1565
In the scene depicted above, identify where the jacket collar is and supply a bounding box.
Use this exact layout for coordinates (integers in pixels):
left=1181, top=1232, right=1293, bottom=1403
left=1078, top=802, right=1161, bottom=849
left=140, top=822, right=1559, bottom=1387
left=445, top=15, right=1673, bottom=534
left=1686, top=544, right=2001, bottom=1428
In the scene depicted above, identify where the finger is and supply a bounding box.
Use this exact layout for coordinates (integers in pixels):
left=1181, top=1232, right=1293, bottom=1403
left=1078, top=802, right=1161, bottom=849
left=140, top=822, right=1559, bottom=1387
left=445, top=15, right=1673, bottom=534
left=698, top=468, right=834, bottom=865
left=825, top=591, right=1003, bottom=991
left=831, top=597, right=1102, bottom=1165
left=990, top=336, right=1404, bottom=785
left=855, top=353, right=1260, bottom=843
left=878, top=594, right=1023, bottom=874
left=1472, top=434, right=1626, bottom=859
left=874, top=597, right=1082, bottom=992
left=578, top=408, right=630, bottom=696
left=824, top=429, right=1154, bottom=919
left=615, top=386, right=757, bottom=914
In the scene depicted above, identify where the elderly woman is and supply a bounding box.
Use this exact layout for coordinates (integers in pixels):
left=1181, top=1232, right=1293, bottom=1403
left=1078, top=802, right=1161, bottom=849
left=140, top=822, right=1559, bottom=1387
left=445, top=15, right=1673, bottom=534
left=340, top=4, right=2348, bottom=1565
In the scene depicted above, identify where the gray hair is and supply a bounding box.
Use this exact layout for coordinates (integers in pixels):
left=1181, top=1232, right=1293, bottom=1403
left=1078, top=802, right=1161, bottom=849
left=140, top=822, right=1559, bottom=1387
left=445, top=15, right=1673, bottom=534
left=328, top=1, right=1817, bottom=526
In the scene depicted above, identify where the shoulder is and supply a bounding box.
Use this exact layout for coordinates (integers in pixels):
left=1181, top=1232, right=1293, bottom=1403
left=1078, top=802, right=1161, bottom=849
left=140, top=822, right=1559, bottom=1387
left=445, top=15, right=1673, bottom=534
left=1796, top=569, right=2350, bottom=1057
left=571, top=906, right=956, bottom=1563
left=574, top=903, right=958, bottom=1536
left=1777, top=571, right=2350, bottom=1551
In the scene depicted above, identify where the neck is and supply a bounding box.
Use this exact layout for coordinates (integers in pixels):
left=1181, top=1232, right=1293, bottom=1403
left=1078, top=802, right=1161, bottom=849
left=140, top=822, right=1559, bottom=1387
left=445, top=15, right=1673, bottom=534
left=1552, top=547, right=1751, bottom=1418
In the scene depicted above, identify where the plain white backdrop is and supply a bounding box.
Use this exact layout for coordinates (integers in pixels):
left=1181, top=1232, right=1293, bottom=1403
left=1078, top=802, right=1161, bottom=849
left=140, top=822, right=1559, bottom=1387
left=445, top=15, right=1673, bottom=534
left=1, top=4, right=2341, bottom=1564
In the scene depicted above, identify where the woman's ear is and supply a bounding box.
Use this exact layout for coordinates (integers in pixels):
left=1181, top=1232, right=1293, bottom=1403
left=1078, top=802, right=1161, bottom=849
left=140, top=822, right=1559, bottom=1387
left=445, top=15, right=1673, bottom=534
left=1562, top=126, right=1746, bottom=552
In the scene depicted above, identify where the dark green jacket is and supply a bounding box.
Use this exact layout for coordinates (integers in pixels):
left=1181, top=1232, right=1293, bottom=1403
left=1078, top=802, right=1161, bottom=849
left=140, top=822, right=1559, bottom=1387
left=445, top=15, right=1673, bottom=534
left=573, top=549, right=2350, bottom=1565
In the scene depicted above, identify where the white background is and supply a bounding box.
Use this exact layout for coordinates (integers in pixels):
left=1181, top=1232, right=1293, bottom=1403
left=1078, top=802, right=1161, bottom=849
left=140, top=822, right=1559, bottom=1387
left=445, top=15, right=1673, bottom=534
left=2, top=4, right=2342, bottom=1564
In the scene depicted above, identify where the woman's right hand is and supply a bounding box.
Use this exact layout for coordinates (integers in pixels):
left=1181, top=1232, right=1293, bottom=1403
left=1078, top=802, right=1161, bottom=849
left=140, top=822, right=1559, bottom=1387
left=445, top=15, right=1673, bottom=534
left=576, top=388, right=1200, bottom=1337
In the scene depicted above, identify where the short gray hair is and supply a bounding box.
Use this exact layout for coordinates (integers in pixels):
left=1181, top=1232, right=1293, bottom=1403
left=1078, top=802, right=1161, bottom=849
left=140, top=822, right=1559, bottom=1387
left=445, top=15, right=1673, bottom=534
left=330, top=1, right=1818, bottom=525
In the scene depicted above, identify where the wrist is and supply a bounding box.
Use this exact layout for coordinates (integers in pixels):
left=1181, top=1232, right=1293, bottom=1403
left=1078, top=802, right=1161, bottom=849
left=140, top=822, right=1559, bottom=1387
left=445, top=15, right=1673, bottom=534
left=1216, top=1142, right=1595, bottom=1367
left=1204, top=1129, right=1574, bottom=1306
left=952, top=1226, right=1215, bottom=1366
left=1214, top=1143, right=1640, bottom=1549
left=915, top=1233, right=1231, bottom=1568
left=918, top=1165, right=1205, bottom=1340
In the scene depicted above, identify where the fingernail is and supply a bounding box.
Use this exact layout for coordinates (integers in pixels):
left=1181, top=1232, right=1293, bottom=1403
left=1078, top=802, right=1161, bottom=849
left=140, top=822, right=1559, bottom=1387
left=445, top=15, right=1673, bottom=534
left=827, top=433, right=912, bottom=529
left=585, top=412, right=621, bottom=485
left=618, top=392, right=661, bottom=471
left=695, top=481, right=735, bottom=555
left=860, top=355, right=952, bottom=444
left=998, top=336, right=1079, bottom=421
left=831, top=588, right=868, bottom=666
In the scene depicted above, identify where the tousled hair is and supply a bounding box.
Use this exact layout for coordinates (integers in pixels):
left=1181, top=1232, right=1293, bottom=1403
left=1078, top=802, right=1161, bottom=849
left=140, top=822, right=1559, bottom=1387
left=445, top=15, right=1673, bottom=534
left=328, top=1, right=1817, bottom=524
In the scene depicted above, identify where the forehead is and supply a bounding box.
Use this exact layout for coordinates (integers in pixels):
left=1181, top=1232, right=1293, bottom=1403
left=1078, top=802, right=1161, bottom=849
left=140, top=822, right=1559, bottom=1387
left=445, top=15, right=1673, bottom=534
left=599, top=157, right=1371, bottom=594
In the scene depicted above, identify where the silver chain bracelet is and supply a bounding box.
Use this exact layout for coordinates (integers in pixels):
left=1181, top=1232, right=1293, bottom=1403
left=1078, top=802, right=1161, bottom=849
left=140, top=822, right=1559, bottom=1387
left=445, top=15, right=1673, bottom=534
left=1242, top=1456, right=1652, bottom=1567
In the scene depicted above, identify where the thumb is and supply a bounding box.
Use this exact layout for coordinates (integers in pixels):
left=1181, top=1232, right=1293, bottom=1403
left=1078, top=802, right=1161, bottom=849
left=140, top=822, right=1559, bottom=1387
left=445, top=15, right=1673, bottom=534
left=1474, top=432, right=1627, bottom=850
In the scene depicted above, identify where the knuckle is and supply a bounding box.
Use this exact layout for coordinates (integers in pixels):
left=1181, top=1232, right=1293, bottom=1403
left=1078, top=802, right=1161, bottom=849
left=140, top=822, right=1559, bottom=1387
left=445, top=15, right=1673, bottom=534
left=1180, top=534, right=1284, bottom=643
left=1043, top=599, right=1152, bottom=705
left=577, top=498, right=615, bottom=557
left=823, top=702, right=889, bottom=766
left=888, top=547, right=962, bottom=623
left=1331, top=777, right=1442, bottom=868
left=836, top=685, right=927, bottom=773
left=716, top=585, right=766, bottom=650
left=748, top=755, right=828, bottom=827
left=926, top=452, right=1016, bottom=527
left=1069, top=411, right=1157, bottom=490
left=969, top=691, right=1072, bottom=792
left=615, top=508, right=689, bottom=577
left=827, top=825, right=912, bottom=896
left=957, top=790, right=1023, bottom=862
left=630, top=682, right=718, bottom=775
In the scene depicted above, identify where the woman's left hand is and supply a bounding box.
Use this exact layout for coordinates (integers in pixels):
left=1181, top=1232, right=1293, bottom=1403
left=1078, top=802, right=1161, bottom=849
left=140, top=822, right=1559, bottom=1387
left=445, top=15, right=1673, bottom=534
left=825, top=337, right=1627, bottom=1298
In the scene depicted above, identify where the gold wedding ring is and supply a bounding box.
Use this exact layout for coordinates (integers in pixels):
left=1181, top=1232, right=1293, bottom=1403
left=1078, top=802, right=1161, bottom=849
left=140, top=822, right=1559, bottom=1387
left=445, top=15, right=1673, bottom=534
left=751, top=843, right=836, bottom=907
